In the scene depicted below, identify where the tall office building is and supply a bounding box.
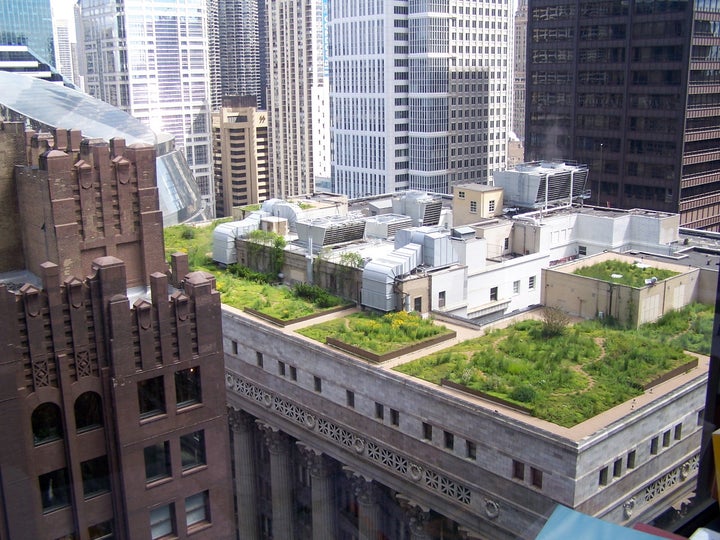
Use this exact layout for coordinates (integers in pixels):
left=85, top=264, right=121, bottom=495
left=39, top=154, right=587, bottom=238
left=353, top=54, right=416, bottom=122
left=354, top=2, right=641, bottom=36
left=52, top=15, right=75, bottom=84
left=0, top=0, right=55, bottom=66
left=267, top=0, right=328, bottom=199
left=512, top=0, right=527, bottom=142
left=212, top=96, right=270, bottom=217
left=525, top=1, right=720, bottom=231
left=329, top=0, right=512, bottom=198
left=218, top=0, right=268, bottom=110
left=77, top=0, right=215, bottom=212
left=206, top=0, right=222, bottom=111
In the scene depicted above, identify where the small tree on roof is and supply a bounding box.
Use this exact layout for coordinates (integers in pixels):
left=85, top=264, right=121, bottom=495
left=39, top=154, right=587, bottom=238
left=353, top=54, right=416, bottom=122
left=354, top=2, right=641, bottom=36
left=541, top=306, right=570, bottom=337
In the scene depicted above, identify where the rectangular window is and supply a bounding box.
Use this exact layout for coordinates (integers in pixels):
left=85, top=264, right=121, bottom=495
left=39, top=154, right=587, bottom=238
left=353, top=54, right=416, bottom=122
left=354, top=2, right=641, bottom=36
left=674, top=424, right=682, bottom=440
left=627, top=450, right=636, bottom=469
left=470, top=200, right=478, bottom=213
left=458, top=190, right=466, bottom=199
left=150, top=503, right=175, bottom=539
left=39, top=468, right=71, bottom=512
left=175, top=367, right=201, bottom=408
left=466, top=441, right=477, bottom=460
left=650, top=436, right=659, bottom=454
left=504, top=237, right=509, bottom=250
left=578, top=245, right=587, bottom=256
left=489, top=200, right=496, bottom=212
left=375, top=402, right=384, bottom=420
left=278, top=361, right=286, bottom=376
left=314, top=376, right=322, bottom=392
left=698, top=409, right=705, bottom=426
left=531, top=467, right=543, bottom=489
left=422, top=422, right=432, bottom=440
left=529, top=276, right=536, bottom=290
left=144, top=441, right=171, bottom=482
left=346, top=390, right=355, bottom=408
left=490, top=287, right=498, bottom=301
left=439, top=290, right=446, bottom=308
left=599, top=466, right=608, bottom=486
left=513, top=280, right=520, bottom=294
left=185, top=491, right=210, bottom=530
left=88, top=520, right=113, bottom=540
left=81, top=456, right=110, bottom=498
left=414, top=297, right=422, bottom=312
left=662, top=430, right=671, bottom=447
left=390, top=408, right=399, bottom=426
left=512, top=460, right=525, bottom=480
left=231, top=341, right=238, bottom=354
left=256, top=351, right=263, bottom=367
left=613, top=458, right=622, bottom=477
left=289, top=366, right=297, bottom=381
left=444, top=431, right=454, bottom=450
left=138, top=376, right=165, bottom=419
left=180, top=430, right=206, bottom=471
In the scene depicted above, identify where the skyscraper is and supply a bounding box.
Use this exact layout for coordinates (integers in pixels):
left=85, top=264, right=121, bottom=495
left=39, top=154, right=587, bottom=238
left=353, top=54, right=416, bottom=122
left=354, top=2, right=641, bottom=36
left=329, top=0, right=512, bottom=198
left=77, top=0, right=215, bottom=212
left=512, top=0, right=527, bottom=142
left=212, top=96, right=270, bottom=217
left=267, top=0, right=328, bottom=199
left=0, top=0, right=55, bottom=67
left=525, top=0, right=720, bottom=231
left=217, top=0, right=268, bottom=110
left=52, top=15, right=75, bottom=84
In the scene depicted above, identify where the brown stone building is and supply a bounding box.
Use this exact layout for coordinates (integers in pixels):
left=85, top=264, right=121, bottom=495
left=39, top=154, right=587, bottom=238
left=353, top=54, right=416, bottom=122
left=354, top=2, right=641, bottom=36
left=0, top=123, right=233, bottom=540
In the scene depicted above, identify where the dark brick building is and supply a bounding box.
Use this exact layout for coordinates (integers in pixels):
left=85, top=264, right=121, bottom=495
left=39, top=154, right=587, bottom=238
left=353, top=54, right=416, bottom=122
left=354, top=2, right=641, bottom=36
left=525, top=0, right=720, bottom=230
left=0, top=123, right=233, bottom=540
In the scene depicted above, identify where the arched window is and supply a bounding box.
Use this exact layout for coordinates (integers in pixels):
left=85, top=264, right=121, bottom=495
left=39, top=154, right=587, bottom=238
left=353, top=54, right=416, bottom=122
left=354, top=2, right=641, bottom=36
left=75, top=392, right=103, bottom=432
left=31, top=403, right=63, bottom=445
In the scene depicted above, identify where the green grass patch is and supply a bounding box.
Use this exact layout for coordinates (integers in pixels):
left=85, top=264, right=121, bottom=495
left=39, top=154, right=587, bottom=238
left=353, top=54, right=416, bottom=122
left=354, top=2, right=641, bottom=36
left=572, top=259, right=679, bottom=288
left=297, top=311, right=453, bottom=355
left=394, top=304, right=711, bottom=427
left=164, top=222, right=348, bottom=320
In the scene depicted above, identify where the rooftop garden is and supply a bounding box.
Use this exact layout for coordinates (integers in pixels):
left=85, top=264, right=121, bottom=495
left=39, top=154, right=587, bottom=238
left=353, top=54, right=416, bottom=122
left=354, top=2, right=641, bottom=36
left=164, top=222, right=349, bottom=321
left=393, top=304, right=712, bottom=427
left=297, top=311, right=454, bottom=358
left=572, top=259, right=679, bottom=288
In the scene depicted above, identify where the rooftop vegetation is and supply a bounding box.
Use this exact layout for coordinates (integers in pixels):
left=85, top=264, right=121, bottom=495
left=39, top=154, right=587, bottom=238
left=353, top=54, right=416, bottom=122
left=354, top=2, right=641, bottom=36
left=296, top=311, right=453, bottom=355
left=572, top=259, right=679, bottom=288
left=164, top=222, right=348, bottom=320
left=394, top=303, right=712, bottom=428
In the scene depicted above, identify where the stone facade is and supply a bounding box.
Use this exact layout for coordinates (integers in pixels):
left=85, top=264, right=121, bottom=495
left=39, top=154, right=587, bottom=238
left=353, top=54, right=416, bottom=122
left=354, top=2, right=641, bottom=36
left=223, top=306, right=706, bottom=539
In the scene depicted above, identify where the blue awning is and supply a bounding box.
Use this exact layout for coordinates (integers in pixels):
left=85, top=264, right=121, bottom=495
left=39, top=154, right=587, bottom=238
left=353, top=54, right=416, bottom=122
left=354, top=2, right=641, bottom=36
left=536, top=506, right=670, bottom=540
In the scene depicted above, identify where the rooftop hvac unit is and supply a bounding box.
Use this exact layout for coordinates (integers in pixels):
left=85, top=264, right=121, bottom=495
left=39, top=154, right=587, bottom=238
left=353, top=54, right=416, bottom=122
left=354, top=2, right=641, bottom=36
left=364, top=214, right=413, bottom=239
left=495, top=162, right=589, bottom=208
left=392, top=191, right=443, bottom=226
left=361, top=243, right=423, bottom=312
left=295, top=216, right=366, bottom=252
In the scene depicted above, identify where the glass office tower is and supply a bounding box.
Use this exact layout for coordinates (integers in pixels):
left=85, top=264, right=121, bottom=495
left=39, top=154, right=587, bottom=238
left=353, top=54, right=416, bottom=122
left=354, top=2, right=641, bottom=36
left=0, top=0, right=55, bottom=66
left=329, top=0, right=512, bottom=198
left=78, top=0, right=215, bottom=211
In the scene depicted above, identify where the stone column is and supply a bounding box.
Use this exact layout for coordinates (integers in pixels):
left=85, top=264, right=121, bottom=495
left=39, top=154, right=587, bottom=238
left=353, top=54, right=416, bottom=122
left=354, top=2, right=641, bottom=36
left=229, top=408, right=259, bottom=540
left=299, top=444, right=337, bottom=540
left=261, top=424, right=294, bottom=540
left=397, top=495, right=431, bottom=540
left=348, top=471, right=380, bottom=540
